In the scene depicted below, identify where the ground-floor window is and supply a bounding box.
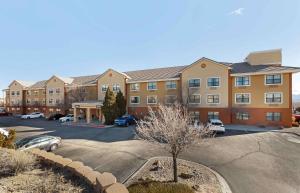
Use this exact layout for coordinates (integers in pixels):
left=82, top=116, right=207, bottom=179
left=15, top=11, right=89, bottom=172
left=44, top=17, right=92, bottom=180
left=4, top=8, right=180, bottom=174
left=236, top=112, right=250, bottom=120
left=266, top=112, right=281, bottom=121
left=189, top=111, right=200, bottom=122
left=208, top=112, right=219, bottom=120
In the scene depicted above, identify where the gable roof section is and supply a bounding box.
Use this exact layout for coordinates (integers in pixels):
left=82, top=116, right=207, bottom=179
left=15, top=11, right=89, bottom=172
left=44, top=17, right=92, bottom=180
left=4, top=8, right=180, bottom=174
left=70, top=74, right=100, bottom=86
left=9, top=80, right=35, bottom=88
left=29, top=80, right=47, bottom=89
left=96, top=68, right=130, bottom=81
left=230, top=62, right=300, bottom=76
left=124, top=65, right=187, bottom=83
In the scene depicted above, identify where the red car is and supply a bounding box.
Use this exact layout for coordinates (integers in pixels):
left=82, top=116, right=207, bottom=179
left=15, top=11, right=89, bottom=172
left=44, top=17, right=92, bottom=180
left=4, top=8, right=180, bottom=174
left=293, top=114, right=300, bottom=123
left=0, top=111, right=12, bottom=116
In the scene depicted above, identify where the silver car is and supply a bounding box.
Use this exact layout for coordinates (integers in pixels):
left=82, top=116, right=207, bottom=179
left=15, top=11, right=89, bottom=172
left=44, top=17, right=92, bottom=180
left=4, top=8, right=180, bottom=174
left=16, top=135, right=61, bottom=151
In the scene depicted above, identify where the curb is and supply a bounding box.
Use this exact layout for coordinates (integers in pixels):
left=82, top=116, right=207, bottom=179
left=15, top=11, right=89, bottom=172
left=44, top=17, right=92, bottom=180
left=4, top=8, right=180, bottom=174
left=124, top=156, right=232, bottom=193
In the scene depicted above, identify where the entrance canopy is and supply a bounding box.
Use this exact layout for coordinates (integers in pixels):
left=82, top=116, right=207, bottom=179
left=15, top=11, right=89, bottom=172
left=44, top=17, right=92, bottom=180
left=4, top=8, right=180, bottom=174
left=71, top=100, right=103, bottom=123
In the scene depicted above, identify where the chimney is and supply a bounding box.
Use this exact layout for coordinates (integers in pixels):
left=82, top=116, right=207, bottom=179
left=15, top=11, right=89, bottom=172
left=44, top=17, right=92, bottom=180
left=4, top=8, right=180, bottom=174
left=245, top=49, right=282, bottom=66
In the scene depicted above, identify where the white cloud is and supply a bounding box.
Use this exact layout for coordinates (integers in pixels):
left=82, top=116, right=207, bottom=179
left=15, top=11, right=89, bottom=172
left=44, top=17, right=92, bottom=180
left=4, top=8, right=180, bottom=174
left=230, top=8, right=244, bottom=16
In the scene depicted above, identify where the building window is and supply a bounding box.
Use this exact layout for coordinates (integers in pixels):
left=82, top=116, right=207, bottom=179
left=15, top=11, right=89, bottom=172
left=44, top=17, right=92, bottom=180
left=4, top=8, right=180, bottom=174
left=11, top=91, right=15, bottom=96
left=101, top=85, right=108, bottom=92
left=265, top=74, right=282, bottom=85
left=207, top=94, right=220, bottom=104
left=49, top=89, right=54, bottom=94
left=27, top=99, right=31, bottom=104
left=207, top=78, right=220, bottom=87
left=265, top=93, right=282, bottom=104
left=16, top=91, right=20, bottom=96
left=208, top=112, right=219, bottom=120
left=130, top=83, right=139, bottom=91
left=147, top=96, right=157, bottom=104
left=27, top=91, right=31, bottom=95
left=188, top=94, right=201, bottom=104
left=147, top=82, right=157, bottom=90
left=235, top=93, right=250, bottom=104
left=236, top=112, right=250, bottom=120
left=56, top=99, right=60, bottom=104
left=130, top=96, right=140, bottom=104
left=56, top=88, right=60, bottom=94
left=266, top=112, right=281, bottom=121
left=34, top=90, right=39, bottom=95
left=165, top=95, right=177, bottom=104
left=49, top=99, right=53, bottom=104
left=112, top=84, right=120, bottom=92
left=189, top=79, right=200, bottom=88
left=235, top=76, right=250, bottom=86
left=189, top=111, right=200, bottom=122
left=166, top=81, right=177, bottom=89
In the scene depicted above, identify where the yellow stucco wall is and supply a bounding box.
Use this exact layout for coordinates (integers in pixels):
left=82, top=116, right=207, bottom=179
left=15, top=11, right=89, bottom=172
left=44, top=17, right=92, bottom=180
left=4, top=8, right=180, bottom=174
left=231, top=73, right=290, bottom=108
left=181, top=59, right=230, bottom=108
left=25, top=89, right=46, bottom=106
left=46, top=76, right=65, bottom=106
left=127, top=80, right=181, bottom=107
left=97, top=69, right=126, bottom=101
left=246, top=50, right=281, bottom=65
left=8, top=81, right=25, bottom=106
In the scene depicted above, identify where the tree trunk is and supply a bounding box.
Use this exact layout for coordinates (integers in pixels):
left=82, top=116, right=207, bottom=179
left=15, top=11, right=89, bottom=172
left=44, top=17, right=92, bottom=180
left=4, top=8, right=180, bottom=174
left=172, top=154, right=178, bottom=182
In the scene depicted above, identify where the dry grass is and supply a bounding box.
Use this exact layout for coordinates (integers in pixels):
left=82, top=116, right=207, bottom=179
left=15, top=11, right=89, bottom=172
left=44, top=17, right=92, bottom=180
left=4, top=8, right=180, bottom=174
left=128, top=181, right=195, bottom=193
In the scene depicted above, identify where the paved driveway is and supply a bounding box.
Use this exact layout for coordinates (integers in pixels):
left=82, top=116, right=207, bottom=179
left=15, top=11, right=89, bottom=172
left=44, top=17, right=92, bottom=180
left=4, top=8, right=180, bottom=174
left=1, top=117, right=300, bottom=193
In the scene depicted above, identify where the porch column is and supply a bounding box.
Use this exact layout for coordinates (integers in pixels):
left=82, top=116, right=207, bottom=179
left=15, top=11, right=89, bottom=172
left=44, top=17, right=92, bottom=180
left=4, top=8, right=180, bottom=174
left=98, top=109, right=102, bottom=123
left=86, top=108, right=91, bottom=124
left=73, top=107, right=77, bottom=122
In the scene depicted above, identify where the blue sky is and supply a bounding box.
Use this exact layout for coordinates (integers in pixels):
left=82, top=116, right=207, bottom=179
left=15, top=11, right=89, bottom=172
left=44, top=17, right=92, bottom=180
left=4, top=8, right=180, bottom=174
left=1, top=0, right=300, bottom=96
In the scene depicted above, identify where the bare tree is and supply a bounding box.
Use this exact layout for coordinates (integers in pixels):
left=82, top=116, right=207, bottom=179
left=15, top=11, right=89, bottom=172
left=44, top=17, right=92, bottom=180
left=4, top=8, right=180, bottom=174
left=136, top=103, right=212, bottom=182
left=67, top=87, right=88, bottom=103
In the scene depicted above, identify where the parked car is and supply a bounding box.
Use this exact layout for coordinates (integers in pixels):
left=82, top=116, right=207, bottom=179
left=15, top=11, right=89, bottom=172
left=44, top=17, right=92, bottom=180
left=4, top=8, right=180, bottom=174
left=59, top=114, right=74, bottom=122
left=15, top=135, right=61, bottom=151
left=47, top=113, right=64, bottom=121
left=114, top=115, right=137, bottom=127
left=293, top=114, right=300, bottom=123
left=0, top=110, right=12, bottom=116
left=207, top=119, right=226, bottom=134
left=21, top=112, right=44, bottom=119
left=0, top=128, right=9, bottom=137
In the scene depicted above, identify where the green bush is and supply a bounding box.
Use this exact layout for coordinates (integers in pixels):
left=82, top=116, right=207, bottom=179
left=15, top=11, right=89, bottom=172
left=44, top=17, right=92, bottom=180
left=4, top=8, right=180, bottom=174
left=128, top=181, right=195, bottom=193
left=0, top=129, right=16, bottom=149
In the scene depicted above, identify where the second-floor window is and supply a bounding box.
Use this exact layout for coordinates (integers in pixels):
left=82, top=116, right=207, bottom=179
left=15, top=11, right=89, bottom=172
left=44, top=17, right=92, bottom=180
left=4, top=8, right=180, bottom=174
left=130, top=96, right=140, bottom=104
left=147, top=95, right=157, bottom=104
left=207, top=78, right=220, bottom=87
left=207, top=94, right=220, bottom=104
left=188, top=94, right=201, bottom=104
left=235, top=76, right=250, bottom=86
left=265, top=92, right=282, bottom=104
left=130, top=83, right=139, bottom=91
left=11, top=91, right=15, bottom=96
left=166, top=81, right=176, bottom=89
left=101, top=85, right=108, bottom=92
left=189, top=79, right=200, bottom=88
left=265, top=74, right=282, bottom=85
left=112, top=84, right=120, bottom=92
left=49, top=89, right=54, bottom=94
left=16, top=91, right=20, bottom=96
left=235, top=93, right=250, bottom=104
left=266, top=112, right=281, bottom=121
left=56, top=88, right=60, bottom=94
left=56, top=99, right=60, bottom=104
left=27, top=99, right=31, bottom=104
left=147, top=82, right=157, bottom=90
left=34, top=90, right=39, bottom=96
left=49, top=99, right=53, bottom=104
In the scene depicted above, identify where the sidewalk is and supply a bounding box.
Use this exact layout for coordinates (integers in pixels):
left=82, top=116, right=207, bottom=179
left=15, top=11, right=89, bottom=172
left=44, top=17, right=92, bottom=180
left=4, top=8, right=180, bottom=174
left=61, top=121, right=114, bottom=128
left=225, top=124, right=280, bottom=132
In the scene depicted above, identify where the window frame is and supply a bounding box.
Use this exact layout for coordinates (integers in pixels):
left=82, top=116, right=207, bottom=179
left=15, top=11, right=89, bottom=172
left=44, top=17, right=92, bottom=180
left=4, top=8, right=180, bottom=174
left=235, top=93, right=251, bottom=104
left=165, top=95, right=177, bottom=104
left=101, top=84, right=108, bottom=93
left=206, top=94, right=220, bottom=104
left=130, top=96, right=140, bottom=104
left=147, top=95, right=158, bottom=104
left=266, top=112, right=281, bottom=121
left=236, top=112, right=250, bottom=120
left=130, top=83, right=140, bottom=91
left=165, top=81, right=177, bottom=90
left=188, top=94, right=201, bottom=104
left=235, top=76, right=251, bottom=87
left=147, top=82, right=157, bottom=91
left=188, top=79, right=201, bottom=88
left=264, top=92, right=283, bottom=104
left=265, top=74, right=282, bottom=85
left=207, top=112, right=219, bottom=120
left=112, top=83, right=120, bottom=92
left=207, top=77, right=220, bottom=88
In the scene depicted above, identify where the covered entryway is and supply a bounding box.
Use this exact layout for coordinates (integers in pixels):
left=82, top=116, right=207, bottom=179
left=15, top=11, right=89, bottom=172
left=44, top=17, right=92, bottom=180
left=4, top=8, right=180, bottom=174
left=72, top=101, right=103, bottom=124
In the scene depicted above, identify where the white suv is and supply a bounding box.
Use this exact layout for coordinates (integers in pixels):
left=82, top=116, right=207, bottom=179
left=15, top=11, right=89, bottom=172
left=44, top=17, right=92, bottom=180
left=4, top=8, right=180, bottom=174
left=208, top=119, right=225, bottom=134
left=21, top=112, right=45, bottom=119
left=59, top=114, right=74, bottom=123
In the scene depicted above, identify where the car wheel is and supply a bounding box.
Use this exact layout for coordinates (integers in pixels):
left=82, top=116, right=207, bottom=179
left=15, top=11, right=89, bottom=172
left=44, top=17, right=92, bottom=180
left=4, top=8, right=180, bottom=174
left=49, top=144, right=58, bottom=151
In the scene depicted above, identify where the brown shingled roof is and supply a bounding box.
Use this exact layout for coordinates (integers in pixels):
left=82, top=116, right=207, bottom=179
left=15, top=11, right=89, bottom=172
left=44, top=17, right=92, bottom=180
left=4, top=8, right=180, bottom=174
left=70, top=74, right=100, bottom=86
left=29, top=80, right=47, bottom=89
left=124, top=65, right=188, bottom=82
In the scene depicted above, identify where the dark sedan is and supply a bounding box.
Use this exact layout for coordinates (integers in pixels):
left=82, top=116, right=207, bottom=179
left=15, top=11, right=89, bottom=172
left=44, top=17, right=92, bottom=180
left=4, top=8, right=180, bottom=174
left=16, top=135, right=61, bottom=151
left=47, top=113, right=65, bottom=121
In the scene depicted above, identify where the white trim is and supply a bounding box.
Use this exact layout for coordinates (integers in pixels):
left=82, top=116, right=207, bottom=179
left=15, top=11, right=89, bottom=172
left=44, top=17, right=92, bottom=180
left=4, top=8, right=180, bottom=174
left=188, top=94, right=201, bottom=104
left=130, top=83, right=140, bottom=92
left=188, top=78, right=201, bottom=88
left=235, top=76, right=251, bottom=87
left=147, top=95, right=158, bottom=104
left=235, top=93, right=251, bottom=104
left=127, top=78, right=180, bottom=84
left=130, top=96, right=140, bottom=105
left=147, top=82, right=158, bottom=91
left=264, top=92, right=283, bottom=105
left=206, top=77, right=220, bottom=88
left=264, top=73, right=283, bottom=86
left=231, top=69, right=300, bottom=76
left=165, top=81, right=177, bottom=90
left=206, top=94, right=221, bottom=105
left=165, top=95, right=177, bottom=104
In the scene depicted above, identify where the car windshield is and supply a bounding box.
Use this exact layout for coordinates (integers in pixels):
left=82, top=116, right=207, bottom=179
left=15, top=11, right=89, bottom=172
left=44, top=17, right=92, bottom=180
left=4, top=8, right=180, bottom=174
left=211, top=122, right=222, bottom=126
left=15, top=137, right=35, bottom=148
left=66, top=115, right=73, bottom=117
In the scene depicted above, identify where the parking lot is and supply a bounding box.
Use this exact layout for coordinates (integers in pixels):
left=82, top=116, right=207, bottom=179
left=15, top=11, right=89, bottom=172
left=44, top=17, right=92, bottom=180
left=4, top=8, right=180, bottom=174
left=1, top=116, right=300, bottom=193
